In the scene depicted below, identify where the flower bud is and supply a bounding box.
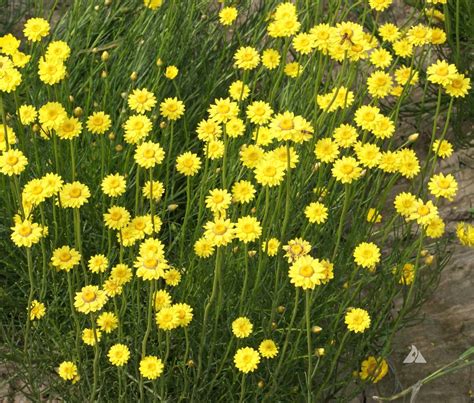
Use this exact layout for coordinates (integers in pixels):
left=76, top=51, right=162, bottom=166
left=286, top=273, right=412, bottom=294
left=101, top=70, right=108, bottom=78
left=408, top=132, right=419, bottom=142
left=311, top=325, right=322, bottom=334
left=115, top=144, right=123, bottom=152
left=186, top=360, right=194, bottom=368
left=68, top=95, right=75, bottom=102
left=248, top=250, right=257, bottom=257
left=32, top=124, right=40, bottom=133
left=257, top=380, right=265, bottom=389
left=101, top=51, right=109, bottom=62
left=108, top=132, right=116, bottom=140
left=424, top=255, right=434, bottom=265
left=168, top=204, right=178, bottom=212
left=73, top=107, right=83, bottom=117
left=130, top=71, right=138, bottom=81
left=277, top=306, right=285, bottom=314
left=315, top=348, right=325, bottom=357
left=156, top=57, right=163, bottom=67
left=159, top=121, right=167, bottom=129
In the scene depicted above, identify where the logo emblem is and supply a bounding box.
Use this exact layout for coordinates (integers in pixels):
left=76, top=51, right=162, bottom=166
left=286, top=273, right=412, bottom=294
left=403, top=345, right=426, bottom=364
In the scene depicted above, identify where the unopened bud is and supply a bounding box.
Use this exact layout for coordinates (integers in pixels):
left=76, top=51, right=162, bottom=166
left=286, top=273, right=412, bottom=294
left=251, top=207, right=256, bottom=214
left=186, top=359, right=194, bottom=368
left=408, top=132, right=419, bottom=142
left=311, top=325, right=322, bottom=334
left=277, top=306, right=285, bottom=314
left=32, top=124, right=40, bottom=133
left=94, top=5, right=99, bottom=11
left=115, top=144, right=123, bottom=152
left=159, top=121, right=167, bottom=129
left=104, top=0, right=112, bottom=6
left=108, top=132, right=116, bottom=140
left=424, top=255, right=434, bottom=265
left=73, top=107, right=83, bottom=117
left=315, top=348, right=325, bottom=357
left=168, top=204, right=178, bottom=212
left=257, top=380, right=265, bottom=389
left=271, top=322, right=277, bottom=330
left=101, top=51, right=109, bottom=62
left=248, top=250, right=256, bottom=257
left=420, top=249, right=429, bottom=257
left=101, top=70, right=108, bottom=78
left=92, top=47, right=98, bottom=54
left=232, top=246, right=239, bottom=253
left=156, top=58, right=163, bottom=67
left=68, top=95, right=74, bottom=102
left=130, top=71, right=138, bottom=81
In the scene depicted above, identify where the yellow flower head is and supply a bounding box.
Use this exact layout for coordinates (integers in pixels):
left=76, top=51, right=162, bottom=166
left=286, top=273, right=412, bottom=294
left=345, top=308, right=371, bottom=333
left=234, top=347, right=260, bottom=373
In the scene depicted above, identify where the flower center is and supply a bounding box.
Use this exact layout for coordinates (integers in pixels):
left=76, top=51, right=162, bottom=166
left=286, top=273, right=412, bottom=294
left=299, top=265, right=314, bottom=278
left=6, top=155, right=18, bottom=165
left=70, top=187, right=82, bottom=198
left=82, top=289, right=97, bottom=303
left=279, top=118, right=293, bottom=130
left=19, top=225, right=32, bottom=237
left=264, top=166, right=276, bottom=177
left=213, top=223, right=227, bottom=235
left=143, top=149, right=155, bottom=158
left=144, top=258, right=158, bottom=269
left=59, top=251, right=71, bottom=262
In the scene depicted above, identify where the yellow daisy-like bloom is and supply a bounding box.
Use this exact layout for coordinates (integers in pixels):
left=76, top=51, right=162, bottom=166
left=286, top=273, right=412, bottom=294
left=11, top=51, right=31, bottom=68
left=110, top=264, right=133, bottom=285
left=254, top=157, right=286, bottom=187
left=208, top=97, right=239, bottom=123
left=355, top=142, right=381, bottom=168
left=428, top=173, right=458, bottom=201
left=456, top=222, right=474, bottom=247
left=367, top=208, right=382, bottom=223
left=432, top=139, right=453, bottom=159
left=234, top=347, right=260, bottom=373
left=288, top=255, right=326, bottom=290
left=345, top=308, right=371, bottom=333
left=394, top=66, right=419, bottom=86
left=154, top=289, right=172, bottom=311
left=0, top=148, right=28, bottom=176
left=88, top=254, right=108, bottom=273
left=397, top=148, right=420, bottom=179
left=353, top=242, right=381, bottom=270
left=284, top=61, right=303, bottom=78
left=232, top=317, right=253, bottom=338
left=173, top=303, right=193, bottom=327
left=139, top=356, right=164, bottom=380
left=246, top=101, right=273, bottom=125
left=367, top=70, right=393, bottom=98
left=11, top=219, right=42, bottom=248
left=445, top=73, right=471, bottom=98
left=42, top=172, right=63, bottom=196
left=394, top=192, right=417, bottom=218
left=370, top=48, right=392, bottom=69
left=155, top=306, right=180, bottom=331
left=51, top=246, right=81, bottom=272
left=262, top=238, right=280, bottom=256
left=228, top=80, right=250, bottom=101
left=0, top=124, right=17, bottom=151
left=293, top=32, right=315, bottom=55
left=39, top=102, right=67, bottom=130
left=203, top=218, right=235, bottom=247
left=196, top=118, right=222, bottom=142
left=164, top=65, right=179, bottom=80
left=235, top=216, right=262, bottom=244
left=393, top=38, right=413, bottom=58
left=283, top=237, right=311, bottom=263
left=103, top=277, right=123, bottom=297
left=369, top=0, right=392, bottom=11
left=240, top=144, right=264, bottom=168
left=261, top=48, right=280, bottom=70
left=409, top=199, right=439, bottom=226
left=144, top=0, right=163, bottom=9
left=29, top=300, right=46, bottom=320
left=232, top=180, right=256, bottom=204
left=425, top=216, right=445, bottom=239
left=378, top=23, right=400, bottom=42
left=332, top=157, right=362, bottom=184
left=333, top=124, right=358, bottom=148
left=135, top=254, right=168, bottom=281
left=142, top=180, right=165, bottom=201
left=427, top=60, right=457, bottom=86
left=18, top=105, right=37, bottom=125
left=139, top=238, right=166, bottom=257
left=104, top=206, right=131, bottom=230
left=108, top=344, right=130, bottom=366
left=101, top=173, right=126, bottom=197
left=74, top=285, right=108, bottom=314
left=371, top=115, right=395, bottom=139
left=395, top=262, right=415, bottom=285
left=176, top=152, right=201, bottom=176
left=219, top=6, right=238, bottom=25
left=194, top=237, right=215, bottom=258
left=128, top=88, right=156, bottom=114
left=225, top=117, right=245, bottom=139
left=359, top=356, right=388, bottom=383
left=38, top=57, right=66, bottom=85
left=86, top=111, right=111, bottom=135
left=134, top=141, right=165, bottom=169
left=82, top=328, right=102, bottom=346
left=0, top=67, right=22, bottom=93
left=252, top=126, right=274, bottom=146
left=259, top=340, right=279, bottom=359
left=314, top=138, right=340, bottom=163
left=354, top=105, right=381, bottom=131
left=46, top=40, right=71, bottom=61
left=407, top=24, right=431, bottom=46
left=205, top=188, right=232, bottom=214
left=97, top=311, right=119, bottom=333
left=23, top=18, right=50, bottom=42
left=304, top=202, right=328, bottom=224
left=58, top=181, right=90, bottom=208
left=163, top=268, right=181, bottom=286
left=58, top=361, right=78, bottom=381
left=234, top=46, right=260, bottom=70
left=160, top=97, right=185, bottom=120
left=56, top=116, right=82, bottom=140
left=124, top=114, right=152, bottom=144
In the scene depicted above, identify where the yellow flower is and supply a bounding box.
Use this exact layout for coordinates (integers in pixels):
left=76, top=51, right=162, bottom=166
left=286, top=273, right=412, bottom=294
left=354, top=105, right=381, bottom=131
left=38, top=57, right=66, bottom=85
left=29, top=300, right=46, bottom=320
left=353, top=242, right=381, bottom=270
left=160, top=97, right=185, bottom=120
left=332, top=157, right=362, bottom=184
left=394, top=192, right=417, bottom=218
left=173, top=303, right=193, bottom=327
left=228, top=80, right=250, bottom=101
left=288, top=255, right=326, bottom=290
left=163, top=268, right=181, bottom=286
left=261, top=48, right=280, bottom=69
left=367, top=208, right=382, bottom=223
left=292, top=32, right=315, bottom=54
left=142, top=180, right=165, bottom=201
left=56, top=116, right=82, bottom=140
left=108, top=344, right=130, bottom=366
left=0, top=148, right=28, bottom=176
left=235, top=216, right=262, bottom=243
left=370, top=48, right=392, bottom=69
left=284, top=61, right=303, bottom=78
left=58, top=361, right=78, bottom=381
left=392, top=39, right=413, bottom=58
left=128, top=88, right=156, bottom=114
left=432, top=139, right=453, bottom=158
left=144, top=0, right=163, bottom=9
left=135, top=254, right=168, bottom=281
left=124, top=114, right=152, bottom=144
left=304, top=202, right=328, bottom=224
left=369, top=0, right=392, bottom=11
left=367, top=70, right=393, bottom=98
left=46, top=40, right=71, bottom=61
left=225, top=117, right=245, bottom=138
left=283, top=237, right=311, bottom=263
left=247, top=101, right=273, bottom=125
left=427, top=60, right=458, bottom=86
left=234, top=347, right=260, bottom=373
left=111, top=264, right=133, bottom=285
left=254, top=157, right=286, bottom=187
left=425, top=216, right=445, bottom=239
left=345, top=308, right=371, bottom=333
left=456, top=222, right=474, bottom=247
left=18, top=105, right=37, bottom=125
left=205, top=188, right=232, bottom=214
left=97, top=311, right=119, bottom=333
left=262, top=238, right=280, bottom=256
left=155, top=306, right=180, bottom=330
left=39, top=102, right=67, bottom=130
left=194, top=237, right=215, bottom=258
left=203, top=218, right=235, bottom=247
left=104, top=206, right=131, bottom=230
left=0, top=66, right=22, bottom=93
left=407, top=24, right=431, bottom=46
left=82, top=328, right=102, bottom=346
left=234, top=46, right=260, bottom=70
left=139, top=356, right=164, bottom=380
left=219, top=6, right=238, bottom=25
left=154, top=289, right=172, bottom=310
left=409, top=199, right=438, bottom=226
left=232, top=317, right=253, bottom=338
left=397, top=148, right=420, bottom=179
left=74, top=285, right=108, bottom=314
left=86, top=111, right=111, bottom=134
left=428, top=173, right=458, bottom=201
left=51, top=246, right=81, bottom=271
left=197, top=118, right=222, bottom=141
left=11, top=219, right=42, bottom=248
left=164, top=65, right=178, bottom=80
left=355, top=142, right=381, bottom=168
left=208, top=98, right=239, bottom=123
left=259, top=340, right=278, bottom=359
left=240, top=144, right=264, bottom=168
left=23, top=18, right=50, bottom=42
left=445, top=73, right=471, bottom=98
left=333, top=124, right=358, bottom=148
left=232, top=180, right=256, bottom=204
left=101, top=173, right=126, bottom=197
left=59, top=181, right=90, bottom=208
left=134, top=141, right=165, bottom=169
left=359, top=356, right=388, bottom=383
